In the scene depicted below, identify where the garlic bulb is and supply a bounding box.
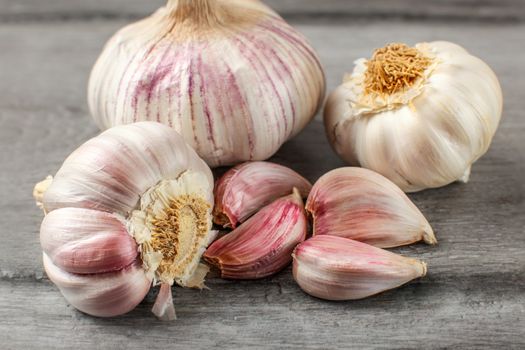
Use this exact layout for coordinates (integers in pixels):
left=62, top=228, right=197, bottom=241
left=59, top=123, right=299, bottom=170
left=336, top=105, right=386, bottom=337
left=88, top=0, right=326, bottom=167
left=205, top=189, right=307, bottom=279
left=37, top=122, right=215, bottom=320
left=292, top=235, right=427, bottom=301
left=213, top=161, right=312, bottom=228
left=324, top=41, right=503, bottom=192
left=306, top=167, right=436, bottom=248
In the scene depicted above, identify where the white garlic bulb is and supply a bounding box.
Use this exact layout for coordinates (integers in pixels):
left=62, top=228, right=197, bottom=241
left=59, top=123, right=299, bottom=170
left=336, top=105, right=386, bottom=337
left=88, top=0, right=326, bottom=167
left=37, top=122, right=215, bottom=320
left=324, top=41, right=502, bottom=192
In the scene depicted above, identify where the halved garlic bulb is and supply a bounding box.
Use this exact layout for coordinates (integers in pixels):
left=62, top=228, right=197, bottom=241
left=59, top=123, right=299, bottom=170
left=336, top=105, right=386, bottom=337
left=88, top=0, right=325, bottom=167
left=306, top=167, right=436, bottom=248
left=37, top=122, right=215, bottom=320
left=324, top=41, right=503, bottom=192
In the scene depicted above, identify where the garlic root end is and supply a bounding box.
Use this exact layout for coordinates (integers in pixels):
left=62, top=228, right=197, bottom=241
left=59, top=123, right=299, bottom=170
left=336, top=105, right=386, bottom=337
left=422, top=224, right=438, bottom=245
left=420, top=261, right=428, bottom=277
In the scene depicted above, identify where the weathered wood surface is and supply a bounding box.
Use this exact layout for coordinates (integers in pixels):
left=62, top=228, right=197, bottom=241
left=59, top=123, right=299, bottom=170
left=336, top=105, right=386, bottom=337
left=0, top=1, right=524, bottom=349
left=2, top=0, right=525, bottom=22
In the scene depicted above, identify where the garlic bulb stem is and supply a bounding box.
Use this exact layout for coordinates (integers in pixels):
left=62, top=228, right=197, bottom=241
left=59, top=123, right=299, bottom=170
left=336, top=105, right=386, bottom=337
left=152, top=283, right=177, bottom=321
left=88, top=0, right=325, bottom=167
left=168, top=0, right=220, bottom=24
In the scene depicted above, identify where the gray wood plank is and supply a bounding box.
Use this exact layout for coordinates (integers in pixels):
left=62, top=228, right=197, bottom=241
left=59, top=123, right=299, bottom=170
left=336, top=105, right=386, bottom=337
left=0, top=16, right=524, bottom=349
left=1, top=0, right=524, bottom=22
left=0, top=274, right=524, bottom=350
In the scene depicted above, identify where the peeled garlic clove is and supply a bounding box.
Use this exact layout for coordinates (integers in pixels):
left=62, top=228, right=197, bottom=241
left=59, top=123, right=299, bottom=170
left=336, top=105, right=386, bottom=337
left=292, top=235, right=427, bottom=300
left=213, top=161, right=312, bottom=227
left=324, top=41, right=502, bottom=192
left=88, top=0, right=325, bottom=167
left=204, top=189, right=307, bottom=279
left=40, top=208, right=138, bottom=274
left=43, top=253, right=151, bottom=317
left=306, top=167, right=436, bottom=248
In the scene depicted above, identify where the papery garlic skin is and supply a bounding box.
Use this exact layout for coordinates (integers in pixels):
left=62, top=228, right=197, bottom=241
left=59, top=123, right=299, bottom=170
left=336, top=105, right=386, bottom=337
left=43, top=254, right=151, bottom=318
left=39, top=122, right=215, bottom=320
left=292, top=235, right=427, bottom=301
left=43, top=122, right=212, bottom=215
left=324, top=41, right=503, bottom=192
left=204, top=189, right=307, bottom=279
left=306, top=167, right=435, bottom=248
left=213, top=161, right=312, bottom=227
left=88, top=0, right=325, bottom=167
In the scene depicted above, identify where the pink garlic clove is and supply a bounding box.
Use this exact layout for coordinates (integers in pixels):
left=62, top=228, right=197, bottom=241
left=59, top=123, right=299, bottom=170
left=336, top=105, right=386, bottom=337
left=213, top=161, right=312, bottom=228
left=40, top=208, right=138, bottom=274
left=205, top=188, right=307, bottom=279
left=43, top=253, right=151, bottom=317
left=292, top=235, right=427, bottom=301
left=306, top=167, right=436, bottom=248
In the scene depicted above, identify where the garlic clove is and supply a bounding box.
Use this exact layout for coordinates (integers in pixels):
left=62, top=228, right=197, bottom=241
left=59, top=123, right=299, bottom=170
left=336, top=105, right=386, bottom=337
left=43, top=253, right=151, bottom=317
left=213, top=161, right=312, bottom=228
left=292, top=235, right=427, bottom=301
left=40, top=208, right=138, bottom=274
left=152, top=283, right=176, bottom=321
left=306, top=167, right=436, bottom=248
left=204, top=188, right=307, bottom=279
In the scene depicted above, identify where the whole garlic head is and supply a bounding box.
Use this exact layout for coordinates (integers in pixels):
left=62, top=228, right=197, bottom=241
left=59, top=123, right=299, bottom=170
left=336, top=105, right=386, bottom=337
left=324, top=41, right=503, bottom=192
left=38, top=122, right=215, bottom=320
left=88, top=0, right=326, bottom=167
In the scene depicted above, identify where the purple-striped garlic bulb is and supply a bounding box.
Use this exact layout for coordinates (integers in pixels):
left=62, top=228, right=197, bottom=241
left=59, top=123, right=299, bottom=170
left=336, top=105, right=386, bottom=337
left=35, top=122, right=215, bottom=320
left=88, top=0, right=326, bottom=168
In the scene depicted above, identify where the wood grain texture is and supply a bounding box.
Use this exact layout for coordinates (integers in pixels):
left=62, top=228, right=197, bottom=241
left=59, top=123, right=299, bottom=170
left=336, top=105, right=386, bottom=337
left=1, top=0, right=524, bottom=22
left=0, top=10, right=524, bottom=350
left=0, top=273, right=524, bottom=350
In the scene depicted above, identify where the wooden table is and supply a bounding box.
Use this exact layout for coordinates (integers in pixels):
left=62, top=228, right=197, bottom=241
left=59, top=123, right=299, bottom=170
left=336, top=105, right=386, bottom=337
left=1, top=1, right=524, bottom=349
